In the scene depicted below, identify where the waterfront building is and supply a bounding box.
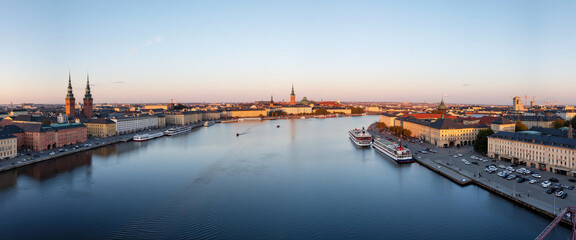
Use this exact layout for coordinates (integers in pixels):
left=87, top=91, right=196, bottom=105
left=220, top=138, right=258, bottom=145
left=281, top=105, right=312, bottom=115
left=143, top=104, right=170, bottom=110
left=5, top=123, right=87, bottom=151
left=157, top=114, right=166, bottom=128
left=84, top=119, right=116, bottom=137
left=165, top=111, right=202, bottom=125
left=83, top=74, right=93, bottom=118
left=488, top=130, right=576, bottom=176
left=202, top=111, right=222, bottom=121
left=290, top=84, right=296, bottom=105
left=0, top=131, right=17, bottom=160
left=324, top=107, right=352, bottom=115
left=225, top=109, right=268, bottom=118
left=65, top=73, right=76, bottom=118
left=392, top=116, right=486, bottom=147
left=111, top=115, right=159, bottom=134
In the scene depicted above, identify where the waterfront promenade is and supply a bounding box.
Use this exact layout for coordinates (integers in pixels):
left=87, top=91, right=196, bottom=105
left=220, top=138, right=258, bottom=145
left=0, top=122, right=204, bottom=173
left=368, top=123, right=576, bottom=223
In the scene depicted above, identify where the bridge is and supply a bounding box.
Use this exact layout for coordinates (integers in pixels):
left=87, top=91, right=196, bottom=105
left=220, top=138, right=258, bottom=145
left=536, top=206, right=576, bottom=240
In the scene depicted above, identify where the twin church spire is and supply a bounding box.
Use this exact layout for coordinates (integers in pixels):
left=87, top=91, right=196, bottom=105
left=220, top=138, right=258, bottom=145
left=65, top=72, right=94, bottom=119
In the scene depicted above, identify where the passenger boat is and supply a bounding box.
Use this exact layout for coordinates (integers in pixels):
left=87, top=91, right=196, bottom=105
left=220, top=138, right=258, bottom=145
left=372, top=138, right=414, bottom=163
left=348, top=127, right=372, bottom=147
left=204, top=121, right=215, bottom=127
left=164, top=126, right=193, bottom=136
left=133, top=131, right=164, bottom=142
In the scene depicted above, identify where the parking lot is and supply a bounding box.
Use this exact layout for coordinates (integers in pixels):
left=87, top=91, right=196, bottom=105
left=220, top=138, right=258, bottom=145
left=371, top=126, right=576, bottom=215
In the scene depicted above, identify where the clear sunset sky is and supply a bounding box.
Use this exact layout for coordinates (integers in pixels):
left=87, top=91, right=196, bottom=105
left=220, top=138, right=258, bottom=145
left=1, top=1, right=575, bottom=105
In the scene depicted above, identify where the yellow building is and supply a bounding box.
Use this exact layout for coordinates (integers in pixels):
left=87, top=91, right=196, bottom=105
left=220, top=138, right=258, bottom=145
left=394, top=117, right=485, bottom=148
left=325, top=107, right=352, bottom=115
left=166, top=111, right=202, bottom=125
left=202, top=111, right=222, bottom=121
left=226, top=109, right=268, bottom=118
left=490, top=118, right=515, bottom=133
left=379, top=113, right=398, bottom=127
left=84, top=119, right=117, bottom=137
left=157, top=114, right=166, bottom=128
left=0, top=132, right=18, bottom=159
left=488, top=131, right=576, bottom=176
left=281, top=106, right=312, bottom=115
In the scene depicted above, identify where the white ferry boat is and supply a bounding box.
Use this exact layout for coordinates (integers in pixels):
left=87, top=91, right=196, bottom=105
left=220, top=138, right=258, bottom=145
left=133, top=131, right=164, bottom=142
left=164, top=126, right=193, bottom=136
left=204, top=121, right=215, bottom=127
left=372, top=138, right=414, bottom=163
left=348, top=128, right=372, bottom=147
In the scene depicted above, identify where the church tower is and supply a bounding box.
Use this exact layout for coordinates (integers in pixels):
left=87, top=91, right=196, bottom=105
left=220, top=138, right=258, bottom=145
left=83, top=74, right=93, bottom=118
left=290, top=84, right=296, bottom=105
left=65, top=72, right=76, bottom=118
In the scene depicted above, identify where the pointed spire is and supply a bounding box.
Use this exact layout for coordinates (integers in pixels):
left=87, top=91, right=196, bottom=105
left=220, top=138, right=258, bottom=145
left=84, top=73, right=92, bottom=99
left=66, top=71, right=74, bottom=99
left=290, top=84, right=295, bottom=96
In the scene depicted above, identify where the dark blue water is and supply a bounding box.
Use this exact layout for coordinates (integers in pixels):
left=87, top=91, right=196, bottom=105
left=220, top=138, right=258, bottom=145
left=0, top=116, right=569, bottom=239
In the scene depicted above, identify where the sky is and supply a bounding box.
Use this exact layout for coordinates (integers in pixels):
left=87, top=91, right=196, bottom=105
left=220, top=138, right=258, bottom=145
left=0, top=0, right=575, bottom=105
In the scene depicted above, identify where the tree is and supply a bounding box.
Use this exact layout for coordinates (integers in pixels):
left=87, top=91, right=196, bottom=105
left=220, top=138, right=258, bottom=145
left=314, top=108, right=328, bottom=115
left=515, top=120, right=527, bottom=132
left=376, top=122, right=386, bottom=130
left=174, top=104, right=186, bottom=110
left=474, top=128, right=495, bottom=154
left=564, top=118, right=576, bottom=128
left=350, top=107, right=365, bottom=114
left=401, top=129, right=412, bottom=138
left=553, top=119, right=566, bottom=129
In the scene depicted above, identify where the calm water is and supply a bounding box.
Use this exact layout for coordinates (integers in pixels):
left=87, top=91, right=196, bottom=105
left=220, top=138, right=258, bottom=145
left=0, top=116, right=569, bottom=239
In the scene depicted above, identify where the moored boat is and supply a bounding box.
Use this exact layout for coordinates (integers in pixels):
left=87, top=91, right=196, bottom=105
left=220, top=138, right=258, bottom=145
left=164, top=126, right=193, bottom=136
left=133, top=131, right=164, bottom=142
left=348, top=127, right=372, bottom=147
left=372, top=138, right=414, bottom=163
left=204, top=121, right=215, bottom=127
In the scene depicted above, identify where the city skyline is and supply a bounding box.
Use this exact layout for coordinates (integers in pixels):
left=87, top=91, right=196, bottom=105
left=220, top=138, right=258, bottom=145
left=1, top=1, right=575, bottom=105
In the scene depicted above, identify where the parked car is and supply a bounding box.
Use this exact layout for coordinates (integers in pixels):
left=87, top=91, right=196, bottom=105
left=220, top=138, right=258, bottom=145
left=529, top=179, right=538, bottom=184
left=532, top=174, right=542, bottom=178
left=569, top=179, right=576, bottom=183
left=556, top=191, right=566, bottom=197
left=507, top=175, right=517, bottom=180
left=542, top=181, right=551, bottom=188
left=471, top=161, right=479, bottom=165
left=517, top=177, right=526, bottom=183
left=547, top=188, right=556, bottom=194
left=499, top=165, right=506, bottom=169
left=549, top=178, right=559, bottom=183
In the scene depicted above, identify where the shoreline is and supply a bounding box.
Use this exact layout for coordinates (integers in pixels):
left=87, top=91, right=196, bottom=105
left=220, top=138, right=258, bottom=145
left=367, top=122, right=573, bottom=226
left=0, top=122, right=204, bottom=173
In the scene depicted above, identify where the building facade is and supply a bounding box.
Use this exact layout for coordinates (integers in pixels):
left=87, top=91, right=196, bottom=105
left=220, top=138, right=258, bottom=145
left=84, top=119, right=116, bottom=137
left=7, top=123, right=87, bottom=151
left=488, top=131, right=576, bottom=176
left=112, top=115, right=159, bottom=134
left=0, top=132, right=17, bottom=160
left=165, top=111, right=202, bottom=125
left=392, top=117, right=486, bottom=148
left=281, top=106, right=312, bottom=115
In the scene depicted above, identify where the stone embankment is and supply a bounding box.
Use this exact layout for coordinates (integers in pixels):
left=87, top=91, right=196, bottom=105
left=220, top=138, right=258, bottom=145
left=0, top=122, right=204, bottom=173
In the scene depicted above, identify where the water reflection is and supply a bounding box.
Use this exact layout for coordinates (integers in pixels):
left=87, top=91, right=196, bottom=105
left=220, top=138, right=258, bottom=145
left=20, top=152, right=92, bottom=181
left=0, top=171, right=17, bottom=190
